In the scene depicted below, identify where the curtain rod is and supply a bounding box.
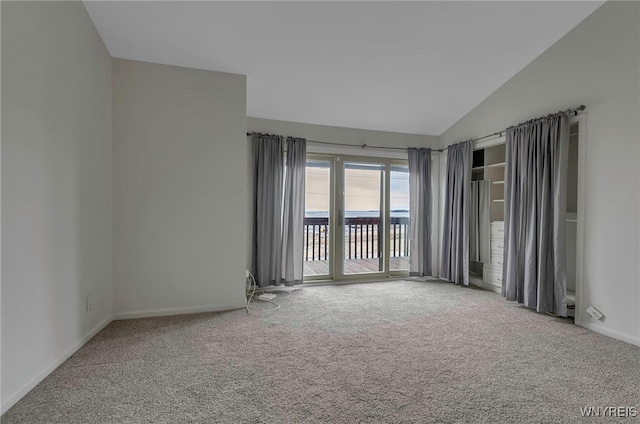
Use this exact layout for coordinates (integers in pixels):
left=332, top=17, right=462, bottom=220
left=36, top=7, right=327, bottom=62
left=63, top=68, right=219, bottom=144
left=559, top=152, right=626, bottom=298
left=460, top=105, right=586, bottom=147
left=245, top=132, right=409, bottom=151
left=246, top=105, right=586, bottom=153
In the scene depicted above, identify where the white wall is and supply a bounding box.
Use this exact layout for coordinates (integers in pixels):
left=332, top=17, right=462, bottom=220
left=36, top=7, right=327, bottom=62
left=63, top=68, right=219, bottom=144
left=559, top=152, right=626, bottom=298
left=112, top=59, right=247, bottom=318
left=1, top=1, right=113, bottom=411
left=1, top=1, right=4, bottom=412
left=248, top=117, right=439, bottom=153
left=440, top=1, right=640, bottom=345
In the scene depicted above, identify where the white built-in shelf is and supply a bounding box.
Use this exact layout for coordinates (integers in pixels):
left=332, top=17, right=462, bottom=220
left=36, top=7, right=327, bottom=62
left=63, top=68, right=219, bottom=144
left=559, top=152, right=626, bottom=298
left=492, top=199, right=505, bottom=202
left=472, top=166, right=484, bottom=171
left=492, top=181, right=504, bottom=185
left=485, top=162, right=506, bottom=168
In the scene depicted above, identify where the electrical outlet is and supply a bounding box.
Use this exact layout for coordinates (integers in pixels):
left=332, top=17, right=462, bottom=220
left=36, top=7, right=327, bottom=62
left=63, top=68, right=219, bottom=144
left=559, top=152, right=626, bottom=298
left=86, top=295, right=93, bottom=312
left=586, top=305, right=603, bottom=320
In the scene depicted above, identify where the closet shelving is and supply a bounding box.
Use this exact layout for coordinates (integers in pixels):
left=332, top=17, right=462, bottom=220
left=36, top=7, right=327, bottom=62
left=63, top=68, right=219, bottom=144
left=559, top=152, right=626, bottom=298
left=472, top=144, right=505, bottom=221
left=469, top=122, right=580, bottom=317
left=471, top=144, right=505, bottom=290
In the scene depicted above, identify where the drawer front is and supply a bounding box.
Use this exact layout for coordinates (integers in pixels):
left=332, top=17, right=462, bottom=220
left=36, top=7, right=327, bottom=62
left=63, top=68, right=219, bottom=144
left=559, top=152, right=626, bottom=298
left=490, top=254, right=504, bottom=268
left=484, top=267, right=503, bottom=286
left=490, top=221, right=505, bottom=238
left=490, top=237, right=505, bottom=255
left=490, top=220, right=504, bottom=229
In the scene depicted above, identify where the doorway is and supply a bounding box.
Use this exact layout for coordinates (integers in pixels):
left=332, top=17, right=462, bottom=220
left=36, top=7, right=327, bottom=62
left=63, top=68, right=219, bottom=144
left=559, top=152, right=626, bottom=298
left=467, top=114, right=584, bottom=322
left=303, top=155, right=410, bottom=281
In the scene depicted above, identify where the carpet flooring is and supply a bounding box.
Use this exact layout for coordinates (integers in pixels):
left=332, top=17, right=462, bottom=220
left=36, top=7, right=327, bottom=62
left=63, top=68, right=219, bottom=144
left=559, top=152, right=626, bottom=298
left=2, top=280, right=639, bottom=423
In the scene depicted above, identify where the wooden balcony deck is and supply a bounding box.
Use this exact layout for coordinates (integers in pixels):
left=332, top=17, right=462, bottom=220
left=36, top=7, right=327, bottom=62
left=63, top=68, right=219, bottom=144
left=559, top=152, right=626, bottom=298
left=304, top=257, right=409, bottom=276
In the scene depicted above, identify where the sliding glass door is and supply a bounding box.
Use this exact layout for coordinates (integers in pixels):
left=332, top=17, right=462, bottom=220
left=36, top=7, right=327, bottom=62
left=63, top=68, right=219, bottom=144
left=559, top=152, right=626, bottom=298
left=389, top=164, right=410, bottom=271
left=303, top=154, right=409, bottom=281
left=342, top=162, right=385, bottom=275
left=303, top=158, right=333, bottom=278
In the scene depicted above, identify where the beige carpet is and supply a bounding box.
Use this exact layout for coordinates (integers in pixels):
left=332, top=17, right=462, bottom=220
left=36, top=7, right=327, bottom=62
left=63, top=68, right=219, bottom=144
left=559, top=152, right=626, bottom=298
left=2, top=280, right=639, bottom=423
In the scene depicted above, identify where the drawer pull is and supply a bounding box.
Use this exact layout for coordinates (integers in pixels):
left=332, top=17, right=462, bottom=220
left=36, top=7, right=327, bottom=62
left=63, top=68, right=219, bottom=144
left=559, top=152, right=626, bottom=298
left=498, top=228, right=504, bottom=232
left=498, top=245, right=503, bottom=249
left=498, top=277, right=502, bottom=282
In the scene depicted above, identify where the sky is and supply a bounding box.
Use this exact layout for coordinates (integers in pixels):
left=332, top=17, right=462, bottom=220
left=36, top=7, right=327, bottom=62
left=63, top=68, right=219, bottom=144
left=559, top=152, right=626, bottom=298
left=305, top=164, right=409, bottom=213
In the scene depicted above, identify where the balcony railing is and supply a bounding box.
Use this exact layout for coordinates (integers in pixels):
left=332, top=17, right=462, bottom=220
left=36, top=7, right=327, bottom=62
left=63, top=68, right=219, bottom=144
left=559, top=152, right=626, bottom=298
left=303, top=216, right=409, bottom=262
left=304, top=217, right=330, bottom=261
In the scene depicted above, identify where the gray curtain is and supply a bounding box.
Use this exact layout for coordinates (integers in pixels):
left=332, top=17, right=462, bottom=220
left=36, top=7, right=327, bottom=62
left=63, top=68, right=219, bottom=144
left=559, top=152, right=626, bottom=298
left=503, top=114, right=569, bottom=316
left=441, top=140, right=472, bottom=285
left=281, top=137, right=306, bottom=286
left=252, top=135, right=284, bottom=287
left=470, top=180, right=490, bottom=263
left=408, top=148, right=432, bottom=277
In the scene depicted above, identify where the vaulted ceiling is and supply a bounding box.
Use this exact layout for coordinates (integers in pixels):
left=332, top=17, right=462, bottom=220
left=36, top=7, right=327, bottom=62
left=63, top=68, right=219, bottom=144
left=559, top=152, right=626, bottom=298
left=84, top=1, right=603, bottom=136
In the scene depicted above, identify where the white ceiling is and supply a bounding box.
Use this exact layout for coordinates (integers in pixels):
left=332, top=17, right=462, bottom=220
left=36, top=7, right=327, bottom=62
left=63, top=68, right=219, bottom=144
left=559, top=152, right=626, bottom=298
left=84, top=1, right=603, bottom=136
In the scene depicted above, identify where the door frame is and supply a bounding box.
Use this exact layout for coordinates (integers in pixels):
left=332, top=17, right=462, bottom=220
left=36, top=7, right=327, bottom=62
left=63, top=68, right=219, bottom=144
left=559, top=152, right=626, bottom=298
left=464, top=115, right=586, bottom=323
left=303, top=152, right=412, bottom=282
left=303, top=154, right=336, bottom=282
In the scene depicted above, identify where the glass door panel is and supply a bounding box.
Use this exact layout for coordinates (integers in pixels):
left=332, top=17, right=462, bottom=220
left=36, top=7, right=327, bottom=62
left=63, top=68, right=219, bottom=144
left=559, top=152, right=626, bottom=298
left=342, top=162, right=385, bottom=275
left=390, top=164, right=410, bottom=271
left=304, top=159, right=332, bottom=278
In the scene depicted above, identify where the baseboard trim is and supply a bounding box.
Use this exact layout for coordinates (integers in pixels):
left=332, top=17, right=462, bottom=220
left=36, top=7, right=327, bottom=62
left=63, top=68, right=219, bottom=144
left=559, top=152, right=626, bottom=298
left=1, top=315, right=113, bottom=415
left=302, top=276, right=421, bottom=287
left=112, top=303, right=246, bottom=320
left=575, top=319, right=640, bottom=347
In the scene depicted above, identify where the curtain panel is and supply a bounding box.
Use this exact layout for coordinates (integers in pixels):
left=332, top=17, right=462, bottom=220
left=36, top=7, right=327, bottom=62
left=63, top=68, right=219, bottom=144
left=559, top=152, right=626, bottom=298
left=252, top=135, right=284, bottom=287
left=408, top=148, right=432, bottom=277
left=503, top=114, right=569, bottom=316
left=470, top=180, right=490, bottom=263
left=252, top=134, right=306, bottom=287
left=441, top=140, right=472, bottom=285
left=281, top=137, right=306, bottom=286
